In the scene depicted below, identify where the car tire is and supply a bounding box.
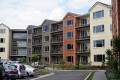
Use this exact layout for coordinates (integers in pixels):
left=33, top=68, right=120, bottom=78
left=11, top=79, right=16, bottom=80
left=30, top=75, right=34, bottom=77
left=26, top=72, right=29, bottom=77
left=21, top=76, right=24, bottom=79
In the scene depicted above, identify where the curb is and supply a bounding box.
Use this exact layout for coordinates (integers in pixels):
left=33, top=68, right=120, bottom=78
left=84, top=72, right=92, bottom=80
left=30, top=72, right=54, bottom=80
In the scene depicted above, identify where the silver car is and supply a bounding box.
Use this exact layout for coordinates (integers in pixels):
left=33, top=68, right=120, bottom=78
left=24, top=64, right=39, bottom=77
left=11, top=64, right=26, bottom=78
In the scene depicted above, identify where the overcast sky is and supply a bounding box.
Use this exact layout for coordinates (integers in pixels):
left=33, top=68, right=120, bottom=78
left=0, top=0, right=111, bottom=29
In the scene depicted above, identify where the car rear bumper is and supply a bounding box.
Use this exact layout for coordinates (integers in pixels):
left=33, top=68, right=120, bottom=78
left=8, top=74, right=18, bottom=79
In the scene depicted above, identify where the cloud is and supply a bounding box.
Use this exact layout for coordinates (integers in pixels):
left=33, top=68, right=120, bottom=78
left=0, top=0, right=111, bottom=29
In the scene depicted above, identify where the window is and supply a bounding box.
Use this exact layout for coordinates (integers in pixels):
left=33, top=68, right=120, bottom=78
left=94, top=55, right=105, bottom=62
left=93, top=10, right=104, bottom=19
left=110, top=24, right=112, bottom=32
left=0, top=38, right=5, bottom=43
left=66, top=20, right=73, bottom=26
left=13, top=33, right=27, bottom=39
left=0, top=48, right=5, bottom=52
left=28, top=48, right=31, bottom=53
left=81, top=19, right=87, bottom=25
left=66, top=32, right=73, bottom=38
left=0, top=29, right=5, bottom=34
left=110, top=10, right=112, bottom=17
left=43, top=26, right=49, bottom=31
left=28, top=30, right=32, bottom=34
left=66, top=44, right=73, bottom=50
left=28, top=39, right=31, bottom=43
left=43, top=46, right=49, bottom=51
left=43, top=36, right=49, bottom=42
left=94, top=40, right=104, bottom=47
left=93, top=25, right=104, bottom=33
left=66, top=56, right=73, bottom=62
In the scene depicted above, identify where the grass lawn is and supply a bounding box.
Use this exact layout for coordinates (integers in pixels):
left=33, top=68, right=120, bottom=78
left=39, top=69, right=50, bottom=75
left=87, top=72, right=95, bottom=80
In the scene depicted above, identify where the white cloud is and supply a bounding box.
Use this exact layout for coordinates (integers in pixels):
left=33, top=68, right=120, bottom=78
left=0, top=0, right=111, bottom=29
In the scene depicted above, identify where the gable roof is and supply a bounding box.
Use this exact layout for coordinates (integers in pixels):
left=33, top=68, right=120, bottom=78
left=40, top=19, right=57, bottom=26
left=26, top=25, right=38, bottom=30
left=89, top=1, right=112, bottom=12
left=0, top=23, right=10, bottom=30
left=62, top=12, right=81, bottom=20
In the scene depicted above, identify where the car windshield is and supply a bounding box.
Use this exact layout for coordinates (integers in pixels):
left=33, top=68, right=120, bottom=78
left=25, top=65, right=34, bottom=69
left=3, top=65, right=14, bottom=70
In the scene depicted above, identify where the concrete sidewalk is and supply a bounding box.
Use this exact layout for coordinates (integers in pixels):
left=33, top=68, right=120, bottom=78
left=93, top=70, right=107, bottom=80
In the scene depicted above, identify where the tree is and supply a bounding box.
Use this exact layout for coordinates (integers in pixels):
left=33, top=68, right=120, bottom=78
left=106, top=49, right=112, bottom=63
left=31, top=54, right=39, bottom=67
left=113, top=36, right=120, bottom=71
left=20, top=57, right=25, bottom=63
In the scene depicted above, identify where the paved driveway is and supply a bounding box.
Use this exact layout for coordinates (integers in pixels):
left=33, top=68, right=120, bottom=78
left=36, top=70, right=91, bottom=80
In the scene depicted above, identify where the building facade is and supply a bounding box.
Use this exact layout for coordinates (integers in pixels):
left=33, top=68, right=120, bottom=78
left=89, top=2, right=112, bottom=65
left=10, top=30, right=27, bottom=62
left=0, top=23, right=10, bottom=59
left=112, top=0, right=120, bottom=37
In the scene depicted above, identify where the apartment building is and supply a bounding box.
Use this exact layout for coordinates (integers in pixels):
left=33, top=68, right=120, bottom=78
left=0, top=23, right=10, bottom=59
left=75, top=13, right=90, bottom=65
left=63, top=12, right=80, bottom=65
left=10, top=29, right=27, bottom=62
left=89, top=2, right=112, bottom=65
left=41, top=19, right=56, bottom=63
left=112, top=0, right=120, bottom=37
left=27, top=25, right=37, bottom=62
left=50, top=21, right=63, bottom=64
left=32, top=26, right=42, bottom=61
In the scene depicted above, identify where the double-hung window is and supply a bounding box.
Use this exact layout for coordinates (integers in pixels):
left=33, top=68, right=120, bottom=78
left=43, top=36, right=49, bottom=42
left=43, top=26, right=49, bottom=31
left=0, top=38, right=5, bottom=43
left=110, top=24, right=112, bottom=32
left=0, top=29, right=5, bottom=34
left=0, top=48, right=5, bottom=52
left=94, top=55, right=105, bottom=62
left=93, top=10, right=104, bottom=19
left=43, top=46, right=49, bottom=51
left=94, top=39, right=104, bottom=47
left=66, top=32, right=73, bottom=38
left=66, top=56, right=73, bottom=62
left=66, top=20, right=73, bottom=26
left=66, top=44, right=73, bottom=50
left=93, top=25, right=104, bottom=33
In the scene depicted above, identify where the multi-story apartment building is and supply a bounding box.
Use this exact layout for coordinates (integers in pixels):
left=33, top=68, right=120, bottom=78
left=10, top=29, right=27, bottom=62
left=50, top=21, right=63, bottom=64
left=0, top=23, right=10, bottom=59
left=41, top=19, right=56, bottom=63
left=89, top=2, right=112, bottom=65
left=32, top=26, right=42, bottom=61
left=75, top=13, right=90, bottom=65
left=112, top=0, right=120, bottom=37
left=27, top=25, right=37, bottom=62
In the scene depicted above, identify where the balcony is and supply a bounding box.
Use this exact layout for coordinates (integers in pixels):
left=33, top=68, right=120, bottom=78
left=32, top=32, right=42, bottom=37
left=76, top=24, right=90, bottom=29
left=76, top=36, right=90, bottom=41
left=51, top=50, right=63, bottom=54
left=51, top=28, right=63, bottom=33
left=32, top=41, right=42, bottom=46
left=32, top=51, right=42, bottom=55
left=76, top=49, right=90, bottom=54
left=11, top=52, right=27, bottom=56
left=51, top=39, right=63, bottom=44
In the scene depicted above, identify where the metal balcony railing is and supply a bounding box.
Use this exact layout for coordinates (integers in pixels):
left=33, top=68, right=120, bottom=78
left=76, top=23, right=90, bottom=28
left=76, top=49, right=90, bottom=53
left=76, top=36, right=90, bottom=40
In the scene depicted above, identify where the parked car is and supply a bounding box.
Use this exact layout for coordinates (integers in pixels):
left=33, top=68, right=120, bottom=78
left=0, top=62, right=6, bottom=80
left=3, top=64, right=18, bottom=80
left=24, top=64, right=39, bottom=77
left=31, top=62, right=45, bottom=69
left=11, top=64, right=26, bottom=78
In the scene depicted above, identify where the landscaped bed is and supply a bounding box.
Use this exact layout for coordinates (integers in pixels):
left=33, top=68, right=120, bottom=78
left=86, top=72, right=95, bottom=80
left=39, top=69, right=50, bottom=75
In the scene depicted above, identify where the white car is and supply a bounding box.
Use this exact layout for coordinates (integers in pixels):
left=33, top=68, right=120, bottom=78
left=11, top=64, right=26, bottom=78
left=24, top=64, right=39, bottom=77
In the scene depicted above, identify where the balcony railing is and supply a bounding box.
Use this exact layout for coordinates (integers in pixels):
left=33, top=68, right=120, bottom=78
left=32, top=41, right=42, bottom=45
left=51, top=39, right=63, bottom=43
left=76, top=36, right=90, bottom=40
left=76, top=49, right=90, bottom=53
left=11, top=52, right=27, bottom=56
left=51, top=28, right=63, bottom=33
left=76, top=23, right=90, bottom=28
left=32, top=51, right=42, bottom=54
left=51, top=50, right=63, bottom=54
